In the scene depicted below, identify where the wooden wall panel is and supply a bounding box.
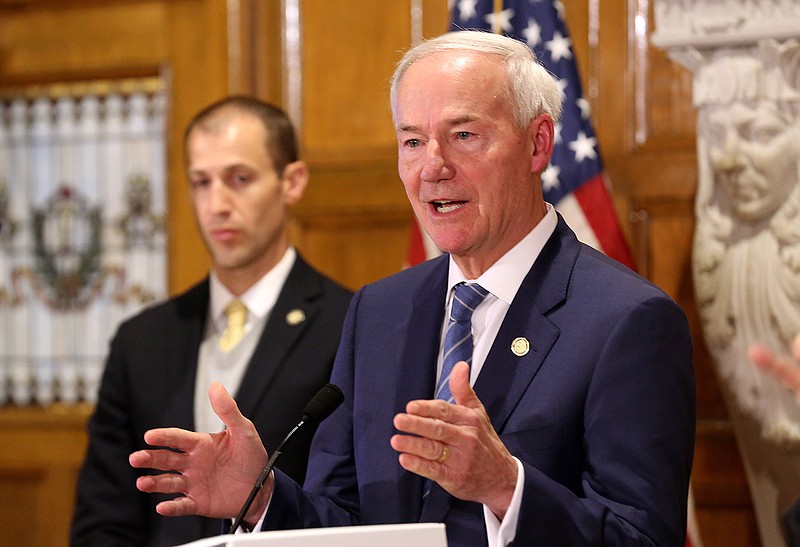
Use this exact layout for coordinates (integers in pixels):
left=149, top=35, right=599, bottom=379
left=0, top=1, right=761, bottom=546
left=288, top=1, right=450, bottom=290
left=0, top=0, right=238, bottom=296
left=0, top=2, right=236, bottom=545
left=0, top=405, right=90, bottom=547
left=300, top=2, right=407, bottom=161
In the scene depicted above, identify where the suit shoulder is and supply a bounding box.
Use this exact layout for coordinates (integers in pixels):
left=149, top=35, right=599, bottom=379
left=114, top=279, right=208, bottom=334
left=292, top=254, right=353, bottom=305
left=573, top=244, right=682, bottom=310
left=363, top=255, right=445, bottom=293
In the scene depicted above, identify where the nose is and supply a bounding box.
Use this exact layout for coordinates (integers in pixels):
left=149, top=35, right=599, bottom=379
left=710, top=129, right=746, bottom=173
left=207, top=179, right=232, bottom=214
left=420, top=139, right=453, bottom=183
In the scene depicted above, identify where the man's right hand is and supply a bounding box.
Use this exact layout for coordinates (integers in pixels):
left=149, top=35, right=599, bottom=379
left=129, top=382, right=271, bottom=523
left=750, top=333, right=800, bottom=395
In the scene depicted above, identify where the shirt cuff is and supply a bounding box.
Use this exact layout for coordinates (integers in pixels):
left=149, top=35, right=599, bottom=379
left=233, top=472, right=273, bottom=534
left=483, top=457, right=524, bottom=547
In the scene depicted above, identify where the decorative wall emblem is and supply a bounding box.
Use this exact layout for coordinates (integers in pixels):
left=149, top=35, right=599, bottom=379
left=0, top=178, right=15, bottom=246
left=118, top=173, right=163, bottom=250
left=30, top=185, right=103, bottom=311
left=0, top=81, right=165, bottom=406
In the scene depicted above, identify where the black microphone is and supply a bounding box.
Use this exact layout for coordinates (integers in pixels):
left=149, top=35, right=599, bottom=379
left=230, top=383, right=344, bottom=533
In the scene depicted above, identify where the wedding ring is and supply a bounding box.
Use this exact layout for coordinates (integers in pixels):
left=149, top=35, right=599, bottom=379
left=435, top=444, right=449, bottom=464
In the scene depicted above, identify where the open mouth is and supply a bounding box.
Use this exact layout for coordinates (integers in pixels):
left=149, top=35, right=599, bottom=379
left=433, top=200, right=466, bottom=213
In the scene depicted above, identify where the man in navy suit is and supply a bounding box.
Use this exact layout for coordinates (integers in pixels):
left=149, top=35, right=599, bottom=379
left=71, top=97, right=352, bottom=546
left=131, top=32, right=695, bottom=546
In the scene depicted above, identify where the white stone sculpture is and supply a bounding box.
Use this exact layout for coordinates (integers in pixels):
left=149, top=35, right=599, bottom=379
left=654, top=1, right=800, bottom=543
left=693, top=40, right=800, bottom=443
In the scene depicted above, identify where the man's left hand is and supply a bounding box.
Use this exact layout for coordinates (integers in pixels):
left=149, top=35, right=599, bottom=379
left=390, top=361, right=518, bottom=519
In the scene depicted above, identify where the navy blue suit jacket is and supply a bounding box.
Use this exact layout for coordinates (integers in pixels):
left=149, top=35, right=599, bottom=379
left=266, top=218, right=695, bottom=546
left=71, top=254, right=352, bottom=547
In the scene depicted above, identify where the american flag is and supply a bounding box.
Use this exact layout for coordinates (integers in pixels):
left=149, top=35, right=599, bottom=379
left=406, top=2, right=703, bottom=547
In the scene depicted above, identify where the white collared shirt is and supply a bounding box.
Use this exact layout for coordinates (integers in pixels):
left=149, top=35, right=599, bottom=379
left=195, top=248, right=297, bottom=433
left=440, top=204, right=557, bottom=547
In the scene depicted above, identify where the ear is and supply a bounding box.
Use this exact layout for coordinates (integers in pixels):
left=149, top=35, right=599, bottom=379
left=280, top=161, right=309, bottom=205
left=528, top=114, right=555, bottom=174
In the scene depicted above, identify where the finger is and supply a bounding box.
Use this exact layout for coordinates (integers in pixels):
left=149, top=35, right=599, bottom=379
left=748, top=344, right=775, bottom=370
left=773, top=362, right=800, bottom=393
left=141, top=427, right=201, bottom=452
left=793, top=334, right=800, bottom=360
left=209, top=382, right=249, bottom=431
left=394, top=410, right=453, bottom=443
left=129, top=447, right=187, bottom=472
left=135, top=471, right=186, bottom=494
left=450, top=361, right=484, bottom=411
left=390, top=432, right=447, bottom=462
left=155, top=496, right=199, bottom=517
left=396, top=452, right=441, bottom=480
left=750, top=345, right=800, bottom=392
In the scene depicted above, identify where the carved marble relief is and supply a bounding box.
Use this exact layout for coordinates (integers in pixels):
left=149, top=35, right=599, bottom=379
left=654, top=1, right=800, bottom=543
left=692, top=39, right=800, bottom=443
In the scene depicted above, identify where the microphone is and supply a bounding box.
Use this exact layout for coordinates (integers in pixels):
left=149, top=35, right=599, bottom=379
left=230, top=383, right=344, bottom=533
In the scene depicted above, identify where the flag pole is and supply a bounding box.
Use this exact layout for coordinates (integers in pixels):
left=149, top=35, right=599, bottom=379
left=493, top=0, right=503, bottom=34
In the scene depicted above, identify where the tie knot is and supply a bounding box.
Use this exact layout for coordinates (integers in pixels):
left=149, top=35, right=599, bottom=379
left=224, top=299, right=247, bottom=328
left=220, top=300, right=248, bottom=351
left=450, top=283, right=489, bottom=323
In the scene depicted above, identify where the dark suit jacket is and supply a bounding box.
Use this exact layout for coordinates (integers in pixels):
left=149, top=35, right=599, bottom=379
left=71, top=254, right=352, bottom=547
left=265, top=218, right=695, bottom=546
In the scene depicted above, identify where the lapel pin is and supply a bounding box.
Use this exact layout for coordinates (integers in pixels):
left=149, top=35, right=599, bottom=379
left=286, top=309, right=306, bottom=326
left=511, top=337, right=530, bottom=357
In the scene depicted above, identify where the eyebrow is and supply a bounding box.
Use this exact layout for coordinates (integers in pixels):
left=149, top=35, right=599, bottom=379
left=396, top=114, right=480, bottom=134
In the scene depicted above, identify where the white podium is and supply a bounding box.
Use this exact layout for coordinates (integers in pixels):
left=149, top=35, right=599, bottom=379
left=176, top=523, right=447, bottom=547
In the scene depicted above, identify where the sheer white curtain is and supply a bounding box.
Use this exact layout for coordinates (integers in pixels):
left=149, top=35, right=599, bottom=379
left=0, top=80, right=167, bottom=405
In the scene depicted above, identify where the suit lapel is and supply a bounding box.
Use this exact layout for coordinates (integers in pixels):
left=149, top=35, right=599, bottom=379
left=474, top=217, right=577, bottom=433
left=162, top=280, right=210, bottom=430
left=423, top=217, right=580, bottom=523
left=234, top=255, right=322, bottom=418
left=395, top=257, right=450, bottom=523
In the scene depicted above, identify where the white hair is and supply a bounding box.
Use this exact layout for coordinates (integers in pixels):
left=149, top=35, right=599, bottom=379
left=390, top=30, right=563, bottom=128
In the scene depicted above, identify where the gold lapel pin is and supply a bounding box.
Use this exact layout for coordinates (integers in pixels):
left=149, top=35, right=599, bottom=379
left=511, top=337, right=530, bottom=357
left=286, top=309, right=306, bottom=326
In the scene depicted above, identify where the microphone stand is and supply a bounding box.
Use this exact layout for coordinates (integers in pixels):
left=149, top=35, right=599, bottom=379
left=229, top=420, right=304, bottom=533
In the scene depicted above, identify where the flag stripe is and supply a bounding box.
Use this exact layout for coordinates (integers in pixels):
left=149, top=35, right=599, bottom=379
left=572, top=173, right=635, bottom=270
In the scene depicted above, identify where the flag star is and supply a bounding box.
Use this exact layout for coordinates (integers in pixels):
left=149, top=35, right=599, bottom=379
left=542, top=164, right=561, bottom=192
left=556, top=77, right=568, bottom=101
left=546, top=31, right=573, bottom=63
left=554, top=121, right=563, bottom=145
left=457, top=0, right=478, bottom=21
left=485, top=8, right=515, bottom=32
left=523, top=19, right=542, bottom=47
left=576, top=97, right=591, bottom=120
left=569, top=131, right=598, bottom=163
left=554, top=1, right=566, bottom=20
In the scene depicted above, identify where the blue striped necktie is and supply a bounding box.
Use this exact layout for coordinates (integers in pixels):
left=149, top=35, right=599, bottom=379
left=436, top=282, right=489, bottom=403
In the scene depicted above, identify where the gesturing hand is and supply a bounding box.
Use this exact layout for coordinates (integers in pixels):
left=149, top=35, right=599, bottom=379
left=750, top=333, right=800, bottom=395
left=129, top=382, right=270, bottom=522
left=390, top=361, right=518, bottom=519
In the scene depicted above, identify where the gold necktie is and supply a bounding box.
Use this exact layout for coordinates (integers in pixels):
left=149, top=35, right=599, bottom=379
left=220, top=300, right=247, bottom=352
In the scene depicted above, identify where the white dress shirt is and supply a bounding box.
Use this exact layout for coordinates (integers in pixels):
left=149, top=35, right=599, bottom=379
left=194, top=247, right=296, bottom=433
left=441, top=204, right=557, bottom=547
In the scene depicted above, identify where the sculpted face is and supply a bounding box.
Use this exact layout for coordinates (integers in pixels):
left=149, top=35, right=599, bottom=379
left=707, top=101, right=799, bottom=222
left=394, top=50, right=550, bottom=276
left=186, top=111, right=306, bottom=290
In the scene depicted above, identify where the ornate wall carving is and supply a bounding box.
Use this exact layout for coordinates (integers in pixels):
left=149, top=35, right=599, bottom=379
left=653, top=2, right=800, bottom=545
